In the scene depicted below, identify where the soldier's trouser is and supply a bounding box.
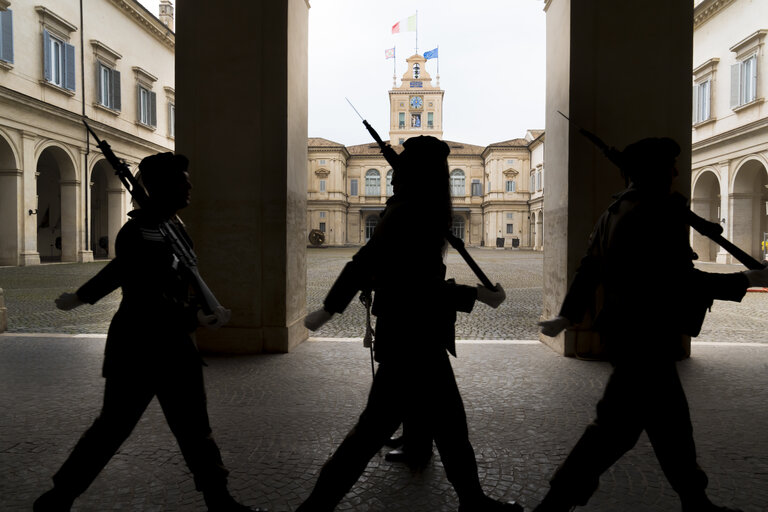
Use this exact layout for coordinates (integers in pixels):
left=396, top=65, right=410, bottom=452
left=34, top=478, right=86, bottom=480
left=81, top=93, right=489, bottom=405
left=548, top=360, right=708, bottom=506
left=299, top=350, right=484, bottom=511
left=51, top=360, right=228, bottom=497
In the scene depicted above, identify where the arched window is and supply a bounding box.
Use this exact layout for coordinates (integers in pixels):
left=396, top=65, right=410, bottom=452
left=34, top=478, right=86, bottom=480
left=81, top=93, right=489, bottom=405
left=452, top=215, right=465, bottom=241
left=450, top=169, right=465, bottom=197
left=365, top=215, right=379, bottom=241
left=386, top=169, right=394, bottom=196
left=413, top=63, right=420, bottom=79
left=365, top=169, right=380, bottom=196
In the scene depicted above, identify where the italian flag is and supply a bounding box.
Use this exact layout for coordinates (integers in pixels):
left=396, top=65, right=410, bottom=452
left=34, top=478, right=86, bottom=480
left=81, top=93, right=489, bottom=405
left=392, top=14, right=417, bottom=34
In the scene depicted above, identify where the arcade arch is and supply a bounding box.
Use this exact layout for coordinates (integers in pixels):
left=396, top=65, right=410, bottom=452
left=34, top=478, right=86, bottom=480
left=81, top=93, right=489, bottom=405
left=691, top=169, right=721, bottom=262
left=731, top=157, right=768, bottom=261
left=35, top=144, right=78, bottom=262
left=0, top=132, right=20, bottom=266
left=90, top=158, right=124, bottom=259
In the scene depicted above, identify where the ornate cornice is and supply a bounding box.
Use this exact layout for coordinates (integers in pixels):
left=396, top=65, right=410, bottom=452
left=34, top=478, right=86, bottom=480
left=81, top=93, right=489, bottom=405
left=108, top=0, right=174, bottom=50
left=694, top=0, right=736, bottom=29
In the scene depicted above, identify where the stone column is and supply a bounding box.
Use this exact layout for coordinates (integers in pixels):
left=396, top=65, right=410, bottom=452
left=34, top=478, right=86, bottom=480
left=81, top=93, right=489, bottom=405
left=176, top=0, right=309, bottom=353
left=20, top=131, right=40, bottom=266
left=106, top=187, right=124, bottom=258
left=716, top=160, right=731, bottom=263
left=60, top=179, right=79, bottom=263
left=542, top=0, right=693, bottom=356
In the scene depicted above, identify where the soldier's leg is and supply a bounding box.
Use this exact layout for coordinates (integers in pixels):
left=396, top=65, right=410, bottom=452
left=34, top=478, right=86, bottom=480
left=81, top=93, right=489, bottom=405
left=644, top=363, right=711, bottom=506
left=542, top=364, right=646, bottom=508
left=297, top=362, right=403, bottom=512
left=34, top=376, right=154, bottom=510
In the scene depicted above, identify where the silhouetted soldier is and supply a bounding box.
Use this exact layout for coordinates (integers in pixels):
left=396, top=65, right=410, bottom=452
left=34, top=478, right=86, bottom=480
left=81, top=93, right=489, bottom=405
left=34, top=153, right=264, bottom=512
left=299, top=135, right=521, bottom=512
left=536, top=137, right=768, bottom=512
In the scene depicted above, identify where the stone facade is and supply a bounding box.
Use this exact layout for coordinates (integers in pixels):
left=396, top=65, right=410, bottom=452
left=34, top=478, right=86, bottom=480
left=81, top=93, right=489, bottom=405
left=691, top=0, right=768, bottom=263
left=307, top=53, right=546, bottom=249
left=0, top=0, right=175, bottom=266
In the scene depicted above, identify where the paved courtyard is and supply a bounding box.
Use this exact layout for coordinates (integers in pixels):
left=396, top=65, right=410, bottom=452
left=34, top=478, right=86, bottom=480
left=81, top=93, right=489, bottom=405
left=1, top=248, right=768, bottom=511
left=1, top=247, right=767, bottom=343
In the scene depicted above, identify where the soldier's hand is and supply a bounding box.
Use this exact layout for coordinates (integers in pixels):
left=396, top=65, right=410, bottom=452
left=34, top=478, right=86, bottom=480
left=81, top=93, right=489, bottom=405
left=197, top=306, right=231, bottom=330
left=539, top=315, right=571, bottom=337
left=305, top=308, right=333, bottom=331
left=476, top=283, right=506, bottom=308
left=745, top=264, right=768, bottom=288
left=55, top=292, right=85, bottom=311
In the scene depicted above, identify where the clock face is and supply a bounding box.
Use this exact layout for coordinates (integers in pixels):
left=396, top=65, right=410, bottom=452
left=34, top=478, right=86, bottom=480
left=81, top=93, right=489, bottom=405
left=410, top=96, right=423, bottom=109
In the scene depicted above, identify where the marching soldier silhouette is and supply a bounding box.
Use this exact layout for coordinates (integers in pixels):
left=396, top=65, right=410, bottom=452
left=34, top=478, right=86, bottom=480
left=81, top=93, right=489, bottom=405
left=298, top=135, right=521, bottom=512
left=34, top=152, right=264, bottom=512
left=535, top=137, right=768, bottom=512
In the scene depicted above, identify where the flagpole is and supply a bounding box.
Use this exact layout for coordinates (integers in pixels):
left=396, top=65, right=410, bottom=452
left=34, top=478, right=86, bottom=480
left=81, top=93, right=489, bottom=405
left=436, top=44, right=440, bottom=87
left=393, top=46, right=397, bottom=87
left=415, top=10, right=418, bottom=55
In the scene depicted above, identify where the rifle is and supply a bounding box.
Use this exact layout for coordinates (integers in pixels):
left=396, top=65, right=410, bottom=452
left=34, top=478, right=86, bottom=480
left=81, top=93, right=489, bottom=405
left=557, top=112, right=766, bottom=271
left=345, top=100, right=499, bottom=291
left=83, top=119, right=229, bottom=318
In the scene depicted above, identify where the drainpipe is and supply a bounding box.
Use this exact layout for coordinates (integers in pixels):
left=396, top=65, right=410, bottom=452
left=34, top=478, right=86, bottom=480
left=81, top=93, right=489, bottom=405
left=80, top=0, right=89, bottom=252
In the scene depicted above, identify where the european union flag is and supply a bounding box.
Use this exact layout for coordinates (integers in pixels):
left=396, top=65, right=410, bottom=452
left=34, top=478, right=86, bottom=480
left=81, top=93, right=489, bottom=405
left=423, top=48, right=438, bottom=60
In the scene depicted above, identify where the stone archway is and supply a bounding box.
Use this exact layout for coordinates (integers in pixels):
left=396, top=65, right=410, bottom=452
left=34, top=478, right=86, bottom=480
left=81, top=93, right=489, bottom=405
left=90, top=159, right=124, bottom=259
left=731, top=157, right=768, bottom=261
left=36, top=145, right=78, bottom=262
left=691, top=169, right=721, bottom=262
left=0, top=133, right=20, bottom=266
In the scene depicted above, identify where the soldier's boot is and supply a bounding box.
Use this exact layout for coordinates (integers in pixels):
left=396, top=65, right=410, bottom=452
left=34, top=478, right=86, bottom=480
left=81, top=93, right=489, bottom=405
left=457, top=495, right=524, bottom=512
left=32, top=487, right=76, bottom=512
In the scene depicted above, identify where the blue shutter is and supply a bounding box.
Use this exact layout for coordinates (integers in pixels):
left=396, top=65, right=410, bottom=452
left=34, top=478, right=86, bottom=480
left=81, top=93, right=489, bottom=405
left=730, top=63, right=741, bottom=108
left=112, top=69, right=121, bottom=111
left=43, top=30, right=51, bottom=81
left=64, top=42, right=75, bottom=91
left=0, top=10, right=13, bottom=64
left=149, top=90, right=157, bottom=127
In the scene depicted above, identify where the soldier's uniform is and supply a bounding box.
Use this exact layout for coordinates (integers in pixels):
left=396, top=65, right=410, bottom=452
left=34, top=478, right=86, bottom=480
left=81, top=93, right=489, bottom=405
left=543, top=181, right=750, bottom=509
left=45, top=209, right=230, bottom=501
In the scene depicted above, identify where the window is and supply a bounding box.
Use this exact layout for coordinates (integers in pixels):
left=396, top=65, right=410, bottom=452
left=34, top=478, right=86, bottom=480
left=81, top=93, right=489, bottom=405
left=530, top=174, right=535, bottom=191
left=450, top=169, right=465, bottom=197
left=399, top=112, right=405, bottom=128
left=452, top=215, right=465, bottom=241
left=386, top=169, right=393, bottom=196
left=350, top=179, right=358, bottom=196
left=319, top=222, right=326, bottom=233
left=506, top=213, right=514, bottom=219
left=505, top=180, right=516, bottom=193
left=398, top=138, right=405, bottom=145
left=506, top=224, right=514, bottom=234
left=168, top=102, right=175, bottom=137
left=413, top=63, right=420, bottom=79
left=98, top=63, right=121, bottom=110
left=365, top=215, right=379, bottom=241
left=319, top=159, right=326, bottom=165
left=428, top=112, right=434, bottom=128
left=693, top=79, right=710, bottom=124
left=365, top=169, right=380, bottom=196
left=138, top=85, right=157, bottom=127
left=536, top=171, right=542, bottom=191
left=471, top=180, right=482, bottom=196
left=0, top=9, right=14, bottom=64
left=411, top=113, right=421, bottom=128
left=319, top=180, right=326, bottom=192
left=43, top=30, right=75, bottom=91
left=319, top=211, right=326, bottom=218
left=506, top=159, right=517, bottom=165
left=731, top=54, right=758, bottom=108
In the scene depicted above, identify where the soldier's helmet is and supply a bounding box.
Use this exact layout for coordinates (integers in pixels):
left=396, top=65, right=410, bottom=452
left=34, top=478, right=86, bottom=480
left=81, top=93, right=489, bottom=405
left=620, top=137, right=680, bottom=186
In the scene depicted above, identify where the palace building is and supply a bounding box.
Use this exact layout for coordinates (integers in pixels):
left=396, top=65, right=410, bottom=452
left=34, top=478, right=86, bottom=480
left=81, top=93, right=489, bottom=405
left=307, top=53, right=545, bottom=249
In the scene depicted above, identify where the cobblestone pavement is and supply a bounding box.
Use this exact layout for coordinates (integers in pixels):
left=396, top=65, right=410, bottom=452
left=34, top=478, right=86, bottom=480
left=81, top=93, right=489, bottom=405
left=1, top=335, right=767, bottom=511
left=2, top=248, right=767, bottom=343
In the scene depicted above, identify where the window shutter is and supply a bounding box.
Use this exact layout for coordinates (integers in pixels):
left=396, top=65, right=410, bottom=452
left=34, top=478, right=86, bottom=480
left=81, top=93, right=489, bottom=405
left=112, top=69, right=121, bottom=111
left=96, top=63, right=103, bottom=103
left=692, top=84, right=698, bottom=124
left=43, top=30, right=51, bottom=81
left=137, top=84, right=142, bottom=121
left=730, top=62, right=741, bottom=108
left=149, top=90, right=157, bottom=127
left=64, top=42, right=76, bottom=91
left=0, top=10, right=13, bottom=64
left=750, top=56, right=758, bottom=102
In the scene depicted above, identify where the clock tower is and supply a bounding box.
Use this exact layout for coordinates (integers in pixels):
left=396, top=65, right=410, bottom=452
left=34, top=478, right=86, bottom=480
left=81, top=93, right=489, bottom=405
left=389, top=53, right=444, bottom=144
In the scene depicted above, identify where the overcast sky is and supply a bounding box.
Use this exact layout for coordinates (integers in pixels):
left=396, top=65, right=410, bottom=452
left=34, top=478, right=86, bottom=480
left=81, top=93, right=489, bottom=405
left=137, top=0, right=546, bottom=147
